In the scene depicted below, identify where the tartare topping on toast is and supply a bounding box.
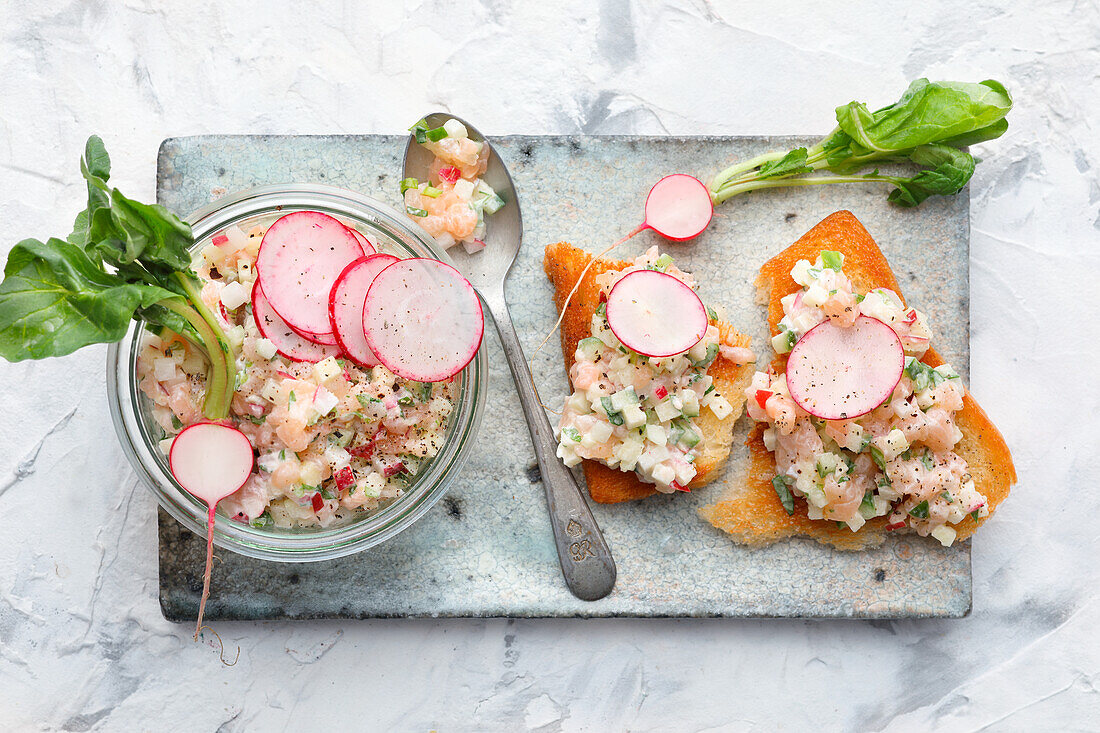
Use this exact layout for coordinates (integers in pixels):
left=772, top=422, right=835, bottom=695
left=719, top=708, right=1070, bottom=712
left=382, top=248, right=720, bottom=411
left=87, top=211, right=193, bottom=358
left=745, top=249, right=987, bottom=545
left=556, top=246, right=750, bottom=493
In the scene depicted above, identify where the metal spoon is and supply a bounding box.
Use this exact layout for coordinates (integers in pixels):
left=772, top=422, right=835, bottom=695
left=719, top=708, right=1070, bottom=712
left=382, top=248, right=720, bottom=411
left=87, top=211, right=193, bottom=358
left=403, top=113, right=616, bottom=601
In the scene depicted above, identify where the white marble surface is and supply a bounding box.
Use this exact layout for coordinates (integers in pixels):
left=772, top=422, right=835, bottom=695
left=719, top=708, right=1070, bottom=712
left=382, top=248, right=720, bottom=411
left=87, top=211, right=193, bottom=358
left=1, top=1, right=1097, bottom=730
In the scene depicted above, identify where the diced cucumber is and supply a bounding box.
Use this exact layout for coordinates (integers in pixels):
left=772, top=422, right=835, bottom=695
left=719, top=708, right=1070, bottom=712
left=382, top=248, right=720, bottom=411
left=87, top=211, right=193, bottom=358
left=654, top=399, right=681, bottom=422
left=677, top=422, right=701, bottom=448
left=577, top=337, right=604, bottom=360
left=771, top=328, right=797, bottom=354
left=609, top=387, right=639, bottom=412
left=680, top=390, right=700, bottom=417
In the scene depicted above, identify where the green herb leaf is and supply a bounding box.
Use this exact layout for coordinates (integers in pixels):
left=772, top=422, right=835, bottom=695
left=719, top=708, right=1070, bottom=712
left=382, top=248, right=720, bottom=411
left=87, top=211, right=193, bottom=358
left=820, top=250, right=844, bottom=271
left=908, top=500, right=930, bottom=519
left=710, top=79, right=1011, bottom=209
left=0, top=238, right=182, bottom=361
left=869, top=444, right=889, bottom=476
left=400, top=177, right=419, bottom=193
left=248, top=510, right=273, bottom=529
left=771, top=475, right=795, bottom=515
left=406, top=206, right=428, bottom=217
left=860, top=490, right=876, bottom=514
left=601, top=396, right=624, bottom=426
left=757, top=147, right=812, bottom=179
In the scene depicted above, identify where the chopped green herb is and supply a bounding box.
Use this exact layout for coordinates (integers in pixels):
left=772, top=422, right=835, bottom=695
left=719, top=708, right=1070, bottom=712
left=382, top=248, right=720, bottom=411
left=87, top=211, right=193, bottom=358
left=970, top=508, right=981, bottom=521
left=595, top=302, right=606, bottom=317
left=279, top=449, right=286, bottom=460
left=921, top=452, right=936, bottom=471
left=397, top=392, right=413, bottom=405
left=860, top=490, right=876, bottom=513
left=288, top=390, right=296, bottom=404
left=704, top=384, right=715, bottom=395
left=562, top=427, right=582, bottom=443
left=771, top=475, right=795, bottom=515
left=400, top=177, right=419, bottom=193
left=406, top=206, right=428, bottom=217
left=706, top=305, right=718, bottom=321
left=908, top=500, right=930, bottom=519
left=319, top=486, right=336, bottom=500
left=408, top=119, right=430, bottom=144
left=248, top=510, right=273, bottom=529
left=425, top=126, right=449, bottom=142
left=820, top=250, right=844, bottom=271
left=653, top=254, right=673, bottom=271
left=869, top=445, right=888, bottom=473
left=247, top=414, right=266, bottom=425
left=420, top=382, right=433, bottom=401
left=941, top=491, right=954, bottom=503
left=171, top=415, right=183, bottom=431
left=421, top=186, right=442, bottom=198
left=601, top=396, right=624, bottom=426
left=356, top=394, right=380, bottom=409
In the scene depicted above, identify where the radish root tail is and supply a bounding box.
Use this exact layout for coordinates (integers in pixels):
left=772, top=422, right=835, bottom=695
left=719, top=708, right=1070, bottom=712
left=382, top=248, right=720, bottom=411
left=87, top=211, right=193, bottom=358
left=528, top=223, right=647, bottom=416
left=196, top=625, right=240, bottom=666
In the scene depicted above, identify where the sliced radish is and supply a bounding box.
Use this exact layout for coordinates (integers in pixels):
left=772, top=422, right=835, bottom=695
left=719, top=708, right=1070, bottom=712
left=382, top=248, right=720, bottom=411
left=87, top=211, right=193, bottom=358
left=785, top=315, right=905, bottom=420
left=287, top=321, right=339, bottom=346
left=345, top=226, right=377, bottom=256
left=255, top=211, right=365, bottom=337
left=168, top=423, right=254, bottom=641
left=605, top=269, right=708, bottom=357
left=362, top=258, right=483, bottom=381
left=252, top=282, right=341, bottom=363
left=328, top=254, right=398, bottom=369
left=644, top=174, right=713, bottom=241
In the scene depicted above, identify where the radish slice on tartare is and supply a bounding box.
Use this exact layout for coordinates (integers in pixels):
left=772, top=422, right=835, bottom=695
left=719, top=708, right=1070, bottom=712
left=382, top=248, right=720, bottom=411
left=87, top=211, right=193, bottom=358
left=255, top=211, right=365, bottom=339
left=644, top=174, right=713, bottom=241
left=605, top=269, right=708, bottom=357
left=168, top=422, right=254, bottom=641
left=328, top=253, right=399, bottom=369
left=252, top=282, right=341, bottom=363
left=785, top=315, right=905, bottom=420
left=345, top=226, right=377, bottom=256
left=362, top=258, right=484, bottom=382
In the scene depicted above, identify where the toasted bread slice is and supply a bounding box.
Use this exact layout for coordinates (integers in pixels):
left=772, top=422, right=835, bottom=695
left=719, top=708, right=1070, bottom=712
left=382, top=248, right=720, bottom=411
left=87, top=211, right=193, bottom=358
left=699, top=211, right=1016, bottom=548
left=543, top=241, right=754, bottom=503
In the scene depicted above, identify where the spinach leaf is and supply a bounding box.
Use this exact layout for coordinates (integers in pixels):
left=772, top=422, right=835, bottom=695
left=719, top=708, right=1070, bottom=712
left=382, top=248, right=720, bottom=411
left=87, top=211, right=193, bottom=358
left=0, top=237, right=180, bottom=361
left=0, top=135, right=236, bottom=418
left=885, top=145, right=976, bottom=207
left=833, top=79, right=1012, bottom=164
left=69, top=136, right=113, bottom=249
left=709, top=78, right=1012, bottom=209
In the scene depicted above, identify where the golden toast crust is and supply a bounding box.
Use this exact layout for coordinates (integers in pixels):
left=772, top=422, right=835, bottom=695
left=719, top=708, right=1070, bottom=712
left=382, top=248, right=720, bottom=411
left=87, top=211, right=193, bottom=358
left=700, top=211, right=1015, bottom=547
left=543, top=241, right=753, bottom=504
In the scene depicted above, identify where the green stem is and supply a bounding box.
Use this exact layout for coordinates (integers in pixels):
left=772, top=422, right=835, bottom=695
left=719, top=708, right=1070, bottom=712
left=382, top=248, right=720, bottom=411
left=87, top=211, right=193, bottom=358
left=159, top=298, right=231, bottom=419
left=711, top=173, right=899, bottom=205
left=709, top=150, right=790, bottom=196
left=172, top=272, right=237, bottom=415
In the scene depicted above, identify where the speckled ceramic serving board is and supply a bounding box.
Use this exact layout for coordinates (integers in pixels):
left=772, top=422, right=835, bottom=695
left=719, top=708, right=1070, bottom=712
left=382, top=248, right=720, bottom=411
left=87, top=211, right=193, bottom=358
left=156, top=134, right=970, bottom=620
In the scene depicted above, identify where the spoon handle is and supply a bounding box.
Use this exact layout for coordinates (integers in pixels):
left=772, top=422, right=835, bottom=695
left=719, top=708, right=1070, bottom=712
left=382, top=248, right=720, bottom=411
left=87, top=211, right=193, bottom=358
left=481, top=288, right=616, bottom=601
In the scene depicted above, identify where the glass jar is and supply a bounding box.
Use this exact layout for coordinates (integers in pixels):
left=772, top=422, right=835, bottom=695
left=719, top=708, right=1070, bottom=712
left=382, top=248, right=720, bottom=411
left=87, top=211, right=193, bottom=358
left=107, top=184, right=487, bottom=561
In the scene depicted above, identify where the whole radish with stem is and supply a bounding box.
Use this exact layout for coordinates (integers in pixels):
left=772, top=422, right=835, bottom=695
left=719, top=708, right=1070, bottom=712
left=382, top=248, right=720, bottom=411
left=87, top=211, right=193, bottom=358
left=533, top=173, right=712, bottom=362
left=168, top=423, right=255, bottom=640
